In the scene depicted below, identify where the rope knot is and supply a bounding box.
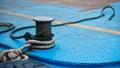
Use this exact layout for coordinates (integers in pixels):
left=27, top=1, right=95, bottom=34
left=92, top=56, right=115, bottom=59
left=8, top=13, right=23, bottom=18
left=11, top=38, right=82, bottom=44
left=0, top=49, right=29, bottom=62
left=24, top=32, right=33, bottom=41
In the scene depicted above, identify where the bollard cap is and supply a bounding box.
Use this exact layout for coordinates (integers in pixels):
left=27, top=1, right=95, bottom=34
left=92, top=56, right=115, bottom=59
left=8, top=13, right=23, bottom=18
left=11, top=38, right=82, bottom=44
left=33, top=17, right=54, bottom=22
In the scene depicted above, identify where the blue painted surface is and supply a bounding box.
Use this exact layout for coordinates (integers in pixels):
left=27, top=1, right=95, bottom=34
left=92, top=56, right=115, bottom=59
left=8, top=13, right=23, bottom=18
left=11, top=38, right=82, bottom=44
left=77, top=2, right=120, bottom=31
left=0, top=0, right=82, bottom=21
left=0, top=0, right=120, bottom=67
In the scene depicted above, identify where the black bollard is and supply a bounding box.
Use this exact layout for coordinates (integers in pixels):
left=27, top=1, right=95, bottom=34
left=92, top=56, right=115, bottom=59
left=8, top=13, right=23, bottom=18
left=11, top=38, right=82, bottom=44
left=33, top=17, right=54, bottom=39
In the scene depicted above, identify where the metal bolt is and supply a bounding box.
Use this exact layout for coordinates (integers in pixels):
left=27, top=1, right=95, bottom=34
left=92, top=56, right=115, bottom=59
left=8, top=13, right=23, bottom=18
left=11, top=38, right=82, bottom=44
left=33, top=17, right=54, bottom=38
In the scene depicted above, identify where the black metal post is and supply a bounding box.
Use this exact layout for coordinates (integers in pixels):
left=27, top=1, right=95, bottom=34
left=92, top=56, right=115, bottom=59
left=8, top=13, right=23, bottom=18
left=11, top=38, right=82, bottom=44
left=33, top=17, right=54, bottom=38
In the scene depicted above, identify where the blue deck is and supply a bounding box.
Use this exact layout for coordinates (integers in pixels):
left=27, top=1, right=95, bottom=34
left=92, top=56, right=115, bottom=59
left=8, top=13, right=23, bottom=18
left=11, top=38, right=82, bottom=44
left=0, top=0, right=120, bottom=67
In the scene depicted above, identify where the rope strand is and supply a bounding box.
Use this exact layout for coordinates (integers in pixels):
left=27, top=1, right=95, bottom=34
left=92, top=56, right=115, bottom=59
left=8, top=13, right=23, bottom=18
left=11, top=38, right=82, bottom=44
left=10, top=6, right=115, bottom=40
left=0, top=22, right=15, bottom=34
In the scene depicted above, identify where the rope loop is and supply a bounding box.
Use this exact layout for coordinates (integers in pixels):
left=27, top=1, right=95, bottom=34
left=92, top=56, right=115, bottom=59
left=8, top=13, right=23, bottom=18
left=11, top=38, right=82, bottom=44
left=24, top=32, right=54, bottom=41
left=101, top=6, right=115, bottom=20
left=0, top=22, right=15, bottom=34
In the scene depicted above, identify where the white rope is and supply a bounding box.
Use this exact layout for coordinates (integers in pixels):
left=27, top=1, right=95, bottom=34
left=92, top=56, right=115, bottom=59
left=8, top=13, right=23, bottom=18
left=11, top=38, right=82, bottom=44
left=32, top=44, right=54, bottom=49
left=0, top=49, right=29, bottom=62
left=0, top=38, right=54, bottom=62
left=27, top=38, right=55, bottom=49
left=27, top=38, right=54, bottom=45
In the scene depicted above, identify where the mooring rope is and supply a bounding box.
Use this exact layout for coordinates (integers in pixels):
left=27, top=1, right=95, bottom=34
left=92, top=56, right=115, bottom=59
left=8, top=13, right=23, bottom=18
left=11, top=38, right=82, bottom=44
left=0, top=38, right=54, bottom=62
left=0, top=22, right=15, bottom=34
left=10, top=6, right=115, bottom=40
